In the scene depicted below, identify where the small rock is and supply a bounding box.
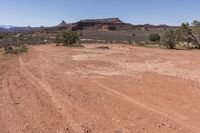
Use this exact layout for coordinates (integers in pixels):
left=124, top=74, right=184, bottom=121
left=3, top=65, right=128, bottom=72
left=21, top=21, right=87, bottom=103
left=84, top=128, right=92, bottom=133
left=24, top=123, right=29, bottom=128
left=64, top=127, right=69, bottom=130
left=157, top=123, right=165, bottom=128
left=14, top=102, right=20, bottom=105
left=157, top=124, right=161, bottom=128
left=85, top=129, right=89, bottom=132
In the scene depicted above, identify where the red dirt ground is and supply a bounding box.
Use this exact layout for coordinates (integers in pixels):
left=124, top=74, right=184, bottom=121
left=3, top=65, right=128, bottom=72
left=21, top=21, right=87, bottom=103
left=0, top=44, right=200, bottom=133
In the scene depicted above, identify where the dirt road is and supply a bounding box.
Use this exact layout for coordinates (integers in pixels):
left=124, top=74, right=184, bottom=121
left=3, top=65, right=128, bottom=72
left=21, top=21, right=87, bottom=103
left=1, top=44, right=200, bottom=133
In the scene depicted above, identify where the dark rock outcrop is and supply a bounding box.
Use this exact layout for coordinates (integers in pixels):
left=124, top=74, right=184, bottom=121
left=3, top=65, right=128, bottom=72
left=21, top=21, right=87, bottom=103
left=57, top=20, right=67, bottom=27
left=71, top=18, right=134, bottom=31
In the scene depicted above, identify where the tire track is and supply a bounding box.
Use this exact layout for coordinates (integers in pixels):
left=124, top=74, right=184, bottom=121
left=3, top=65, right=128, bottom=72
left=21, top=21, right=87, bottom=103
left=92, top=80, right=200, bottom=133
left=18, top=57, right=84, bottom=133
left=32, top=48, right=200, bottom=132
left=1, top=70, right=24, bottom=133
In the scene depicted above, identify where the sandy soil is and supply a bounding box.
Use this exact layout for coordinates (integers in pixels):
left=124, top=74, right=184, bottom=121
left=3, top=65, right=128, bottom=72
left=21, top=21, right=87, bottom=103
left=0, top=44, right=200, bottom=133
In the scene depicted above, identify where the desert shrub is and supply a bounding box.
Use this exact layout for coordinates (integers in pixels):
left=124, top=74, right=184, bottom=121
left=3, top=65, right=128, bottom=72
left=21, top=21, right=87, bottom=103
left=136, top=41, right=145, bottom=46
left=163, top=30, right=176, bottom=49
left=0, top=35, right=3, bottom=39
left=177, top=21, right=200, bottom=48
left=97, top=46, right=110, bottom=49
left=55, top=34, right=62, bottom=45
left=62, top=31, right=80, bottom=46
left=55, top=31, right=82, bottom=47
left=128, top=40, right=135, bottom=44
left=4, top=45, right=28, bottom=54
left=4, top=46, right=13, bottom=53
left=132, top=33, right=136, bottom=37
left=79, top=32, right=84, bottom=37
left=149, top=34, right=160, bottom=42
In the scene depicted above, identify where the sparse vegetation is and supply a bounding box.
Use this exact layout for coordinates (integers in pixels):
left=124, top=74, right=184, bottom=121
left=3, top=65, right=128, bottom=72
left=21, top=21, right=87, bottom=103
left=163, top=30, right=176, bottom=49
left=4, top=45, right=28, bottom=54
left=79, top=32, right=84, bottom=37
left=176, top=21, right=200, bottom=49
left=55, top=31, right=82, bottom=47
left=62, top=31, right=80, bottom=46
left=55, top=34, right=63, bottom=46
left=1, top=20, right=200, bottom=50
left=97, top=46, right=110, bottom=49
left=149, top=33, right=160, bottom=42
left=0, top=35, right=4, bottom=40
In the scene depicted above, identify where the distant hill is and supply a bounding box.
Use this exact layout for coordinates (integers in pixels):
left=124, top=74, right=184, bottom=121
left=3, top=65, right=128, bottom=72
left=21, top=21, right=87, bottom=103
left=0, top=27, right=8, bottom=32
left=0, top=26, right=37, bottom=33
left=79, top=18, right=124, bottom=24
left=55, top=18, right=174, bottom=31
left=0, top=18, right=175, bottom=33
left=0, top=25, right=15, bottom=29
left=70, top=18, right=133, bottom=31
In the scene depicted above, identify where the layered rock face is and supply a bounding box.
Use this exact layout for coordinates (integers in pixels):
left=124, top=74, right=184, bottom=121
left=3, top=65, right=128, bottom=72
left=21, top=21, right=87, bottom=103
left=72, top=18, right=134, bottom=31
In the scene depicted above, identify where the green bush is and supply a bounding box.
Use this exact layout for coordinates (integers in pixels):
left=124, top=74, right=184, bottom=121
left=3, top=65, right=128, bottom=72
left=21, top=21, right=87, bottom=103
left=55, top=34, right=62, bottom=45
left=177, top=21, right=200, bottom=49
left=163, top=30, right=176, bottom=49
left=79, top=32, right=84, bottom=37
left=4, top=45, right=28, bottom=54
left=62, top=31, right=80, bottom=46
left=149, top=34, right=160, bottom=42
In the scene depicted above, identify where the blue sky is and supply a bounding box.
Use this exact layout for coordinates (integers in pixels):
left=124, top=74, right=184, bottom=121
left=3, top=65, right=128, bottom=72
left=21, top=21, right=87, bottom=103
left=0, top=0, right=199, bottom=27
